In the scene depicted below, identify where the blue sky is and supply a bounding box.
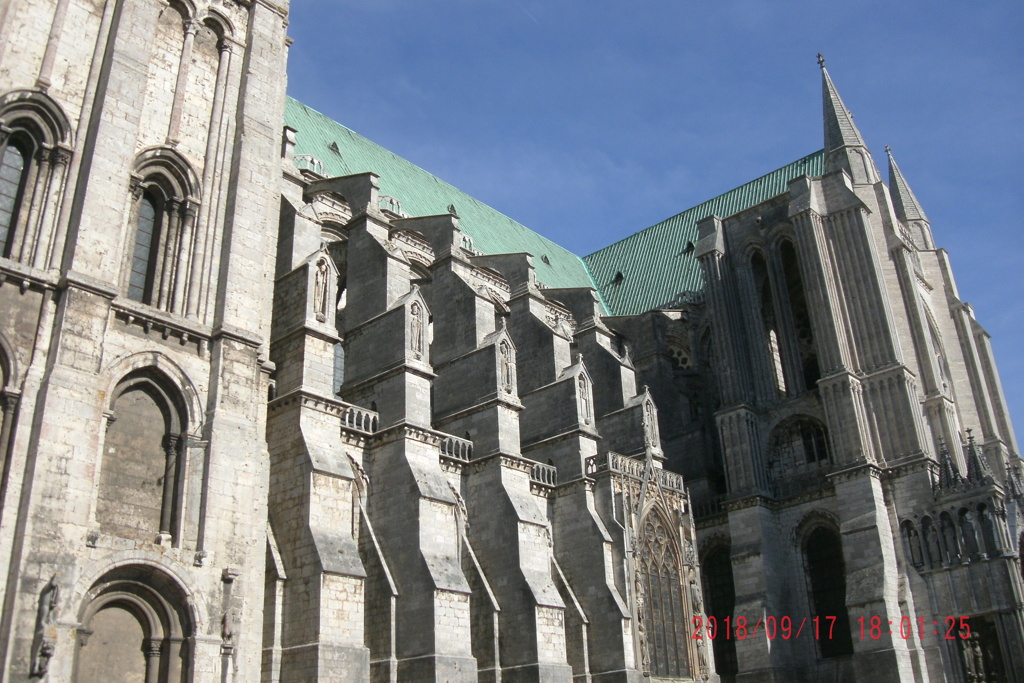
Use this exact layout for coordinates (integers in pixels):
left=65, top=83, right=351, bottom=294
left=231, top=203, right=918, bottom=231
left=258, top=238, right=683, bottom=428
left=286, top=0, right=1024, bottom=445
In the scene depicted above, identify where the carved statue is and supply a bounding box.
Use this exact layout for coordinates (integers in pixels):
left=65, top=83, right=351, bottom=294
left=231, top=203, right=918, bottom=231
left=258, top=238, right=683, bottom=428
left=499, top=340, right=514, bottom=393
left=410, top=302, right=423, bottom=358
left=689, top=578, right=703, bottom=615
left=221, top=610, right=235, bottom=643
left=314, top=258, right=330, bottom=322
left=644, top=398, right=659, bottom=447
left=634, top=573, right=650, bottom=674
left=30, top=575, right=60, bottom=678
left=578, top=376, right=591, bottom=425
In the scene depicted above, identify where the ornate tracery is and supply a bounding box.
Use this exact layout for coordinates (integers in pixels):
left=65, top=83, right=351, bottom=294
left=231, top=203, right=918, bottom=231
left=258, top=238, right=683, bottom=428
left=636, top=509, right=689, bottom=678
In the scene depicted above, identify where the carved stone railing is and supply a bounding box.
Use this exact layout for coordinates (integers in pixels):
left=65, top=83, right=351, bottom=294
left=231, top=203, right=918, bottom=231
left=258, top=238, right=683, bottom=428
left=340, top=405, right=379, bottom=434
left=391, top=228, right=434, bottom=261
left=530, top=462, right=557, bottom=488
left=585, top=451, right=686, bottom=492
left=293, top=154, right=324, bottom=176
left=379, top=194, right=407, bottom=217
left=693, top=495, right=726, bottom=520
left=440, top=435, right=473, bottom=464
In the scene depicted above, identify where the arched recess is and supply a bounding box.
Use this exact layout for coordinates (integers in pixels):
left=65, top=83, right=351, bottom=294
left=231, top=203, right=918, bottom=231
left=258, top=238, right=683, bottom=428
left=0, top=89, right=73, bottom=266
left=74, top=564, right=194, bottom=683
left=750, top=251, right=786, bottom=395
left=125, top=148, right=201, bottom=312
left=98, top=369, right=189, bottom=544
left=700, top=538, right=737, bottom=679
left=778, top=239, right=820, bottom=390
left=765, top=415, right=831, bottom=490
left=797, top=516, right=853, bottom=658
left=635, top=505, right=689, bottom=678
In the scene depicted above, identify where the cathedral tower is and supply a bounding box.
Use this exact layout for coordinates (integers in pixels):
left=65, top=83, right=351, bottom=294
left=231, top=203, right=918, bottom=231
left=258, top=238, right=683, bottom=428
left=0, top=0, right=290, bottom=679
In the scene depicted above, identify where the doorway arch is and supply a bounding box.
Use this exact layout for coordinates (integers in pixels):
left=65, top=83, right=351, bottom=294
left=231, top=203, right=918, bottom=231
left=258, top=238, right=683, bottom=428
left=74, top=565, right=192, bottom=683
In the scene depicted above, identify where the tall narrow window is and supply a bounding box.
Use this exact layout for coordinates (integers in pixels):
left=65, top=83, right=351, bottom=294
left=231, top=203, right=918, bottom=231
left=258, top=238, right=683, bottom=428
left=128, top=192, right=161, bottom=303
left=751, top=253, right=786, bottom=394
left=0, top=137, right=30, bottom=257
left=804, top=527, right=854, bottom=658
left=780, top=241, right=819, bottom=389
left=637, top=512, right=688, bottom=677
left=702, top=547, right=738, bottom=678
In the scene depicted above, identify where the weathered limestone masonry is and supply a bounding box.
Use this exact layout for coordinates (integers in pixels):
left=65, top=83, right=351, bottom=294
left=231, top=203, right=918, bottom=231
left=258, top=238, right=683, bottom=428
left=270, top=157, right=707, bottom=681
left=0, top=0, right=289, bottom=680
left=2, top=0, right=1022, bottom=681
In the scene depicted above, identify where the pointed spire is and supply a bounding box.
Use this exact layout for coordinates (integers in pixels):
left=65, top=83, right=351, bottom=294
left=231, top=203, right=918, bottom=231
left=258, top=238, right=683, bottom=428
left=818, top=54, right=879, bottom=183
left=886, top=146, right=929, bottom=223
left=820, top=54, right=868, bottom=153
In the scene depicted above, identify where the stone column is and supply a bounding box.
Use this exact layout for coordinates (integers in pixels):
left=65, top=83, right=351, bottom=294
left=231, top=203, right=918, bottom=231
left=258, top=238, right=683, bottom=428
left=167, top=20, right=199, bottom=146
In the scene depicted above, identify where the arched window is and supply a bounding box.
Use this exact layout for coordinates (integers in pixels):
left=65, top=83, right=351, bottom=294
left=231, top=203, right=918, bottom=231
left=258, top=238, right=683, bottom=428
left=779, top=240, right=820, bottom=389
left=0, top=91, right=73, bottom=268
left=127, top=191, right=162, bottom=303
left=701, top=545, right=737, bottom=677
left=804, top=526, right=854, bottom=658
left=98, top=370, right=187, bottom=544
left=751, top=252, right=786, bottom=394
left=765, top=416, right=831, bottom=491
left=0, top=134, right=31, bottom=257
left=125, top=148, right=200, bottom=314
left=636, top=510, right=688, bottom=677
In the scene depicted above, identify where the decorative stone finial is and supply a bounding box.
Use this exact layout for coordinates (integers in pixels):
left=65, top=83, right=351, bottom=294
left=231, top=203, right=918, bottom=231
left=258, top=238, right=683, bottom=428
left=817, top=53, right=826, bottom=68
left=885, top=145, right=892, bottom=155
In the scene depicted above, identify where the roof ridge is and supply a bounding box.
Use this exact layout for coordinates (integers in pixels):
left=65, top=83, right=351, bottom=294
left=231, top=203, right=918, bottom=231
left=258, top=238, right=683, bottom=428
left=584, top=149, right=825, bottom=259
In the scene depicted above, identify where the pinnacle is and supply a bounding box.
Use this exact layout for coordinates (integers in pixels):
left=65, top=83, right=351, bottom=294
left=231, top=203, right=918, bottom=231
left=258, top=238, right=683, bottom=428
left=886, top=146, right=929, bottom=223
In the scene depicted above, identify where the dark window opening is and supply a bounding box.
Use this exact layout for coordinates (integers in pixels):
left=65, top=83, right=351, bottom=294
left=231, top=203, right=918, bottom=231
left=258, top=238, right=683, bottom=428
left=805, top=527, right=854, bottom=658
left=128, top=192, right=162, bottom=304
left=752, top=253, right=786, bottom=394
left=702, top=547, right=738, bottom=678
left=780, top=241, right=820, bottom=389
left=0, top=136, right=31, bottom=258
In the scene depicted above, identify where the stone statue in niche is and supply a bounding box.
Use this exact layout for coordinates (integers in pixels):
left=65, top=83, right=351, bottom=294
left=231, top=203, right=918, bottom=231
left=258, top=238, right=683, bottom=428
left=314, top=258, right=329, bottom=322
left=689, top=578, right=703, bottom=615
left=30, top=574, right=60, bottom=678
left=499, top=340, right=514, bottom=393
left=221, top=610, right=234, bottom=644
left=633, top=572, right=650, bottom=675
left=644, top=397, right=659, bottom=447
left=578, top=376, right=591, bottom=425
left=410, top=302, right=424, bottom=359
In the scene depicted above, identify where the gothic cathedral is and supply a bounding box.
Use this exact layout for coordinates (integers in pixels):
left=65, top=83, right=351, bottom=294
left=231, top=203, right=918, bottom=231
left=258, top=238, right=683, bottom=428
left=0, top=1, right=1019, bottom=682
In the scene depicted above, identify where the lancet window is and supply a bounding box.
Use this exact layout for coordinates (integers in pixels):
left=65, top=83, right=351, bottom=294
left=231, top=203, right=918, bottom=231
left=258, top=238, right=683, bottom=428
left=636, top=510, right=688, bottom=678
left=0, top=133, right=29, bottom=257
left=0, top=91, right=73, bottom=268
left=124, top=148, right=199, bottom=314
left=803, top=526, right=854, bottom=658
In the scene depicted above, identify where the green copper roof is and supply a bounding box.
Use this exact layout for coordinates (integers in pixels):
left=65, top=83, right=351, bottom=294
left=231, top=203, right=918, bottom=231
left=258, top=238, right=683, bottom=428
left=285, top=97, right=601, bottom=295
left=583, top=150, right=826, bottom=316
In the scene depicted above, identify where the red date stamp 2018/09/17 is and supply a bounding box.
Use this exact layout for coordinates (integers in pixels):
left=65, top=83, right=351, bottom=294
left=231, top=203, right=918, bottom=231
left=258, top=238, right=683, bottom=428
left=691, top=615, right=972, bottom=641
